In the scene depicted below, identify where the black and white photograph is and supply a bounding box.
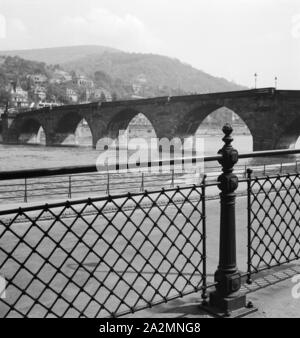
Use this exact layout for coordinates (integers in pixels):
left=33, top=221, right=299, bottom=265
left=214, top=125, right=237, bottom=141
left=0, top=0, right=300, bottom=324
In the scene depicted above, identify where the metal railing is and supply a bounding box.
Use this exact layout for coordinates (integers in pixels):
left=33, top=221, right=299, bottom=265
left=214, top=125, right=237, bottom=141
left=1, top=124, right=300, bottom=317
left=0, top=160, right=299, bottom=205
left=0, top=183, right=208, bottom=318
left=246, top=170, right=300, bottom=284
left=0, top=170, right=204, bottom=204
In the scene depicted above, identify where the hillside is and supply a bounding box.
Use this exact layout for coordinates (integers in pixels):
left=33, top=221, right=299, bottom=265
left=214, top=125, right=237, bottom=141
left=0, top=55, right=53, bottom=105
left=0, top=45, right=120, bottom=65
left=0, top=55, right=129, bottom=106
left=62, top=51, right=245, bottom=94
left=0, top=45, right=246, bottom=96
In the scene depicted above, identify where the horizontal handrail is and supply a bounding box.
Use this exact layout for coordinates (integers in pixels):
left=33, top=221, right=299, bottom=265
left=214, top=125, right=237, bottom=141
left=0, top=184, right=204, bottom=215
left=0, top=159, right=297, bottom=205
left=238, top=148, right=300, bottom=159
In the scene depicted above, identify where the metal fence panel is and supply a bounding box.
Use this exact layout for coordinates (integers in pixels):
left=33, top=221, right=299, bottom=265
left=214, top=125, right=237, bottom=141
left=0, top=185, right=206, bottom=318
left=247, top=172, right=300, bottom=281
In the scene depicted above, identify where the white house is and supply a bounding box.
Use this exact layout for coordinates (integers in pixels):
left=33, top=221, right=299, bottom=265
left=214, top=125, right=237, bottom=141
left=10, top=84, right=29, bottom=108
left=66, top=88, right=78, bottom=103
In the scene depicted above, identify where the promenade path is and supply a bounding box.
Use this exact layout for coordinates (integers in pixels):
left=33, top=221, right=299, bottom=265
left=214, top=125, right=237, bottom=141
left=125, top=268, right=300, bottom=318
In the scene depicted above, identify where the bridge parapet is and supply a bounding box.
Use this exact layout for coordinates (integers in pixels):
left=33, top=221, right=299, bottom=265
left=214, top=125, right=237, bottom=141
left=13, top=88, right=282, bottom=116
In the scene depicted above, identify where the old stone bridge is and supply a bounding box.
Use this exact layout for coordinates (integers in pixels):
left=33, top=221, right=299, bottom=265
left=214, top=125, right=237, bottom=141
left=1, top=87, right=300, bottom=151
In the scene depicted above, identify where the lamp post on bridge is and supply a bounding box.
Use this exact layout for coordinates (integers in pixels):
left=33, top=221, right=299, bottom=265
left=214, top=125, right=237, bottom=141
left=275, top=76, right=278, bottom=89
left=201, top=124, right=257, bottom=317
left=254, top=73, right=257, bottom=89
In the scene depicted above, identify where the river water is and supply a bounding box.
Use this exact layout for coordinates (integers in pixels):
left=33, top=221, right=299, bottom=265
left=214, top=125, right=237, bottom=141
left=0, top=134, right=299, bottom=171
left=0, top=134, right=300, bottom=205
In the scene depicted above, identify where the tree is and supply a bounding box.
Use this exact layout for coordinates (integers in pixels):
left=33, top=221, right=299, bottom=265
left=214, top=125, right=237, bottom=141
left=70, top=70, right=77, bottom=82
left=112, top=92, right=118, bottom=101
left=46, top=83, right=68, bottom=104
left=0, top=89, right=11, bottom=105
left=100, top=92, right=106, bottom=102
left=94, top=71, right=111, bottom=87
left=78, top=88, right=87, bottom=103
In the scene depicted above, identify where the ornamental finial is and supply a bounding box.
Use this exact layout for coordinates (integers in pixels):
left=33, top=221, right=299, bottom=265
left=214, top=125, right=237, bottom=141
left=222, top=123, right=233, bottom=146
left=222, top=123, right=233, bottom=136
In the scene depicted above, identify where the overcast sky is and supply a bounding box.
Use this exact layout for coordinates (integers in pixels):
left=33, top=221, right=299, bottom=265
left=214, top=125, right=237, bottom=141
left=0, top=0, right=299, bottom=89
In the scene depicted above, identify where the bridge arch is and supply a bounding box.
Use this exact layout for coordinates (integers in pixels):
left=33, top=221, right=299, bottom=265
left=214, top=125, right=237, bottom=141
left=176, top=104, right=254, bottom=154
left=275, top=115, right=300, bottom=149
left=106, top=108, right=157, bottom=140
left=16, top=118, right=46, bottom=145
left=97, top=109, right=158, bottom=157
left=53, top=111, right=94, bottom=146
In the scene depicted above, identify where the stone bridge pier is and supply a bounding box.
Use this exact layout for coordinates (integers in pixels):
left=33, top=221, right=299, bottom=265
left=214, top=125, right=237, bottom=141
left=1, top=88, right=300, bottom=152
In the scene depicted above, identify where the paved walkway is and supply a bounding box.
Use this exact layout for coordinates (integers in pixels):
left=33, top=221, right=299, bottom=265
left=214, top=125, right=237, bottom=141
left=125, top=264, right=300, bottom=318
left=247, top=278, right=300, bottom=318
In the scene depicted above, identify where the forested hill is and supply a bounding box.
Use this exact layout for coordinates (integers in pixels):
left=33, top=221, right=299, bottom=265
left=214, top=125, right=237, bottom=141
left=0, top=45, right=246, bottom=97
left=61, top=51, right=245, bottom=94
left=0, top=45, right=119, bottom=65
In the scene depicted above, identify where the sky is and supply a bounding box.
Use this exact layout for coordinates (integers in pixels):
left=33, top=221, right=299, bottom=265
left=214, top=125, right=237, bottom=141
left=0, top=0, right=299, bottom=89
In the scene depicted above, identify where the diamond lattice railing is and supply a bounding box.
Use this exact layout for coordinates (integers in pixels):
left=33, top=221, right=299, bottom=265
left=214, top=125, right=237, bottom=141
left=248, top=174, right=300, bottom=275
left=0, top=185, right=205, bottom=318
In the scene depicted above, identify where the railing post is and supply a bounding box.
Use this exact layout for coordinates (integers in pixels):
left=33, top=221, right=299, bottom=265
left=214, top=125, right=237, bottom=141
left=201, top=174, right=208, bottom=305
left=246, top=168, right=253, bottom=285
left=170, top=169, right=174, bottom=188
left=204, top=124, right=256, bottom=317
left=68, top=175, right=72, bottom=199
left=24, top=178, right=28, bottom=203
left=140, top=172, right=144, bottom=192
left=106, top=172, right=110, bottom=195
